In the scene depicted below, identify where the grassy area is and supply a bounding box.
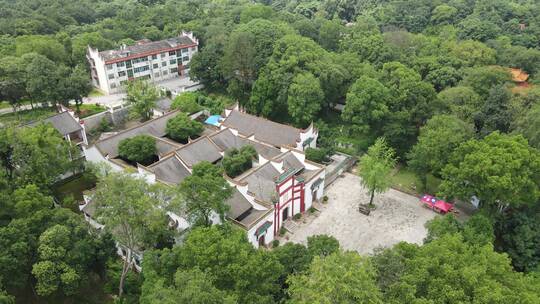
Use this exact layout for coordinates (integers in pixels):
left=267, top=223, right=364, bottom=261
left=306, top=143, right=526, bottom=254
left=71, top=103, right=106, bottom=118
left=389, top=166, right=442, bottom=196
left=0, top=107, right=57, bottom=126
left=88, top=88, right=105, bottom=97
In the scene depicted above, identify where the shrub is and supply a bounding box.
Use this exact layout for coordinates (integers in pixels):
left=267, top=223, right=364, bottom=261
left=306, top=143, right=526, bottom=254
left=279, top=227, right=287, bottom=236
left=118, top=135, right=156, bottom=165
left=222, top=145, right=257, bottom=177
left=293, top=213, right=301, bottom=220
left=309, top=207, right=316, bottom=214
left=165, top=113, right=204, bottom=143
left=305, top=147, right=329, bottom=163
left=97, top=117, right=112, bottom=132
left=272, top=240, right=280, bottom=248
left=170, top=92, right=202, bottom=114
left=323, top=195, right=329, bottom=203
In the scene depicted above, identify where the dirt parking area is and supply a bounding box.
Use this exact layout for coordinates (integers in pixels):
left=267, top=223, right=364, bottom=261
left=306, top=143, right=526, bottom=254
left=286, top=173, right=439, bottom=255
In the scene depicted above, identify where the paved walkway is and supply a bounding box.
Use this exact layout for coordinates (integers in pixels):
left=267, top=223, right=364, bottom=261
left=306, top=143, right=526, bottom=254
left=286, top=173, right=438, bottom=255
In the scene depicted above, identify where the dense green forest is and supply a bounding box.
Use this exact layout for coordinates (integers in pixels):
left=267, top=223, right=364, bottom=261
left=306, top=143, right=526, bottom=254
left=1, top=0, right=540, bottom=303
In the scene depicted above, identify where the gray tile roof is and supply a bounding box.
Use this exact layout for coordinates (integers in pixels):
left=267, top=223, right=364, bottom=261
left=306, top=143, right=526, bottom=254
left=225, top=188, right=254, bottom=220
left=149, top=155, right=190, bottom=184
left=155, top=137, right=182, bottom=157
left=155, top=98, right=173, bottom=112
left=175, top=137, right=222, bottom=168
left=225, top=188, right=268, bottom=228
left=99, top=36, right=195, bottom=61
left=275, top=152, right=304, bottom=171
left=95, top=111, right=180, bottom=158
left=209, top=129, right=281, bottom=159
left=241, top=162, right=281, bottom=203
left=39, top=111, right=82, bottom=136
left=221, top=110, right=302, bottom=147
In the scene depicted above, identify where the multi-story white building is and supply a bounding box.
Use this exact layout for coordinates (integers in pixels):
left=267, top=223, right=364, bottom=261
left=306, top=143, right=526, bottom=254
left=87, top=32, right=199, bottom=94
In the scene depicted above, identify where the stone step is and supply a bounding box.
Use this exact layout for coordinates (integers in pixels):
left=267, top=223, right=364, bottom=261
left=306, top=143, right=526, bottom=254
left=283, top=219, right=299, bottom=234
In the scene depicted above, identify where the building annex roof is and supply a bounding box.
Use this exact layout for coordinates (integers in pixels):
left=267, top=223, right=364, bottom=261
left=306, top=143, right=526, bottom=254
left=30, top=111, right=82, bottom=136
left=221, top=110, right=304, bottom=147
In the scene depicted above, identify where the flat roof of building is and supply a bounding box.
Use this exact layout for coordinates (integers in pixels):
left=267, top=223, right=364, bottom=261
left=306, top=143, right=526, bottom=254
left=98, top=36, right=196, bottom=62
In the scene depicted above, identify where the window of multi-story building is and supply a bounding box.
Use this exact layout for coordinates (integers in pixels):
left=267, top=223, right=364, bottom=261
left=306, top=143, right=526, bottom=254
left=170, top=67, right=178, bottom=74
left=152, top=54, right=157, bottom=60
left=154, top=72, right=160, bottom=78
left=120, top=80, right=127, bottom=86
left=117, top=61, right=125, bottom=68
left=133, top=65, right=150, bottom=73
left=191, top=47, right=196, bottom=51
left=169, top=50, right=176, bottom=56
left=176, top=52, right=182, bottom=58
left=182, top=48, right=188, bottom=54
left=106, top=64, right=113, bottom=70
left=110, top=83, right=117, bottom=88
left=126, top=60, right=132, bottom=68
left=153, top=63, right=158, bottom=68
left=162, top=61, right=167, bottom=67
left=161, top=52, right=166, bottom=58
left=108, top=74, right=115, bottom=79
left=182, top=56, right=189, bottom=62
left=162, top=70, right=168, bottom=75
left=170, top=59, right=177, bottom=65
left=118, top=71, right=126, bottom=77
left=127, top=69, right=133, bottom=77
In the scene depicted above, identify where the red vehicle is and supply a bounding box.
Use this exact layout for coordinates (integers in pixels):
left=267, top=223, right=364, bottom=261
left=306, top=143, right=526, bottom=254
left=421, top=194, right=454, bottom=214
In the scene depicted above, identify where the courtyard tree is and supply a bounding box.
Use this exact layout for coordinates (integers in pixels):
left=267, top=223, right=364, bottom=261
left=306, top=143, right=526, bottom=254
left=118, top=135, right=156, bottom=166
left=287, top=251, right=383, bottom=304
left=222, top=145, right=257, bottom=178
left=358, top=138, right=397, bottom=207
left=170, top=92, right=202, bottom=114
left=125, top=80, right=160, bottom=121
left=440, top=132, right=540, bottom=213
left=165, top=113, right=204, bottom=143
left=407, top=115, right=474, bottom=189
left=176, top=162, right=233, bottom=227
left=287, top=72, right=323, bottom=127
left=93, top=171, right=171, bottom=299
left=342, top=76, right=390, bottom=134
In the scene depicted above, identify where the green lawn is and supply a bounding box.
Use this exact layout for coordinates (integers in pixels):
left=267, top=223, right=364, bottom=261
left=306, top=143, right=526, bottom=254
left=71, top=103, right=106, bottom=118
left=0, top=107, right=57, bottom=126
left=88, top=88, right=105, bottom=97
left=389, top=166, right=441, bottom=196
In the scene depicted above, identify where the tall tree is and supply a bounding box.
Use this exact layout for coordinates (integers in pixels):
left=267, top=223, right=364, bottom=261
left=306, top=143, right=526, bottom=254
left=176, top=162, right=233, bottom=227
left=342, top=76, right=390, bottom=134
left=287, top=72, right=323, bottom=127
left=358, top=138, right=397, bottom=207
left=0, top=125, right=78, bottom=191
left=407, top=115, right=474, bottom=189
left=287, top=251, right=382, bottom=304
left=92, top=171, right=171, bottom=299
left=377, top=235, right=540, bottom=303
left=0, top=56, right=26, bottom=113
left=125, top=80, right=160, bottom=121
left=440, top=132, right=540, bottom=213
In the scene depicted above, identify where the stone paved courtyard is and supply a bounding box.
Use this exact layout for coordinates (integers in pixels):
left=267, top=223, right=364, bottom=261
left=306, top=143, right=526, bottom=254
left=286, top=172, right=439, bottom=255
